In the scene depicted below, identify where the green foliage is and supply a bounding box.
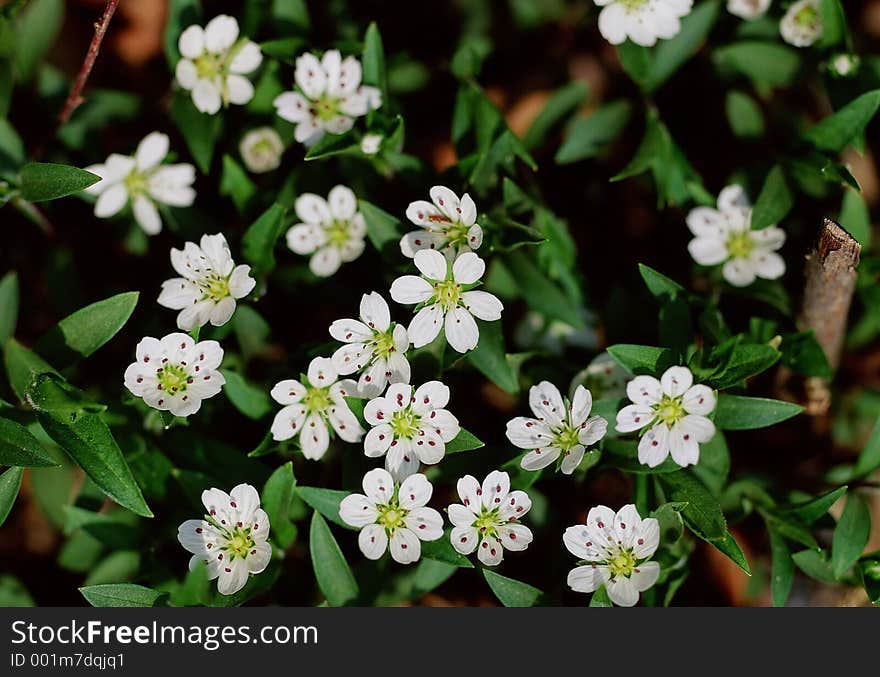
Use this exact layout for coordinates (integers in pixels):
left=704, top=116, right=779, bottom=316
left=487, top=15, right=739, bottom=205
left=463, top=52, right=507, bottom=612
left=482, top=569, right=542, bottom=607
left=309, top=511, right=359, bottom=606
left=80, top=584, right=168, bottom=608
left=18, top=163, right=99, bottom=202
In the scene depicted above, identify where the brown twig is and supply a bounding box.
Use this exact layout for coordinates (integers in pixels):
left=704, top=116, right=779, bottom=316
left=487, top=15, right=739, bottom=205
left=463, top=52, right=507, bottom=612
left=797, top=218, right=861, bottom=415
left=40, top=0, right=120, bottom=155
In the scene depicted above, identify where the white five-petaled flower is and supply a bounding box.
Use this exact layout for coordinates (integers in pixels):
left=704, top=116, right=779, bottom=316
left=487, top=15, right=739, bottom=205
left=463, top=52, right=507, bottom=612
left=616, top=365, right=716, bottom=468
left=270, top=357, right=364, bottom=460
left=506, top=382, right=608, bottom=474
left=686, top=184, right=786, bottom=287
left=390, top=249, right=503, bottom=353
left=363, top=381, right=460, bottom=480
left=178, top=483, right=271, bottom=595
left=85, top=132, right=195, bottom=235
left=158, top=233, right=256, bottom=331
left=330, top=292, right=410, bottom=398
left=273, top=50, right=382, bottom=146
left=175, top=15, right=262, bottom=114
left=448, top=471, right=533, bottom=566
left=401, top=186, right=483, bottom=259
left=595, top=0, right=693, bottom=47
left=124, top=333, right=225, bottom=417
left=780, top=0, right=822, bottom=47
left=727, top=0, right=771, bottom=20
left=286, top=185, right=367, bottom=277
left=339, top=469, right=443, bottom=565
left=564, top=504, right=660, bottom=607
left=239, top=127, right=285, bottom=173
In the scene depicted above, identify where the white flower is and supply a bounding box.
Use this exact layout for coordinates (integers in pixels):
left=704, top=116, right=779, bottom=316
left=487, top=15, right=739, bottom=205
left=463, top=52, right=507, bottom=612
left=273, top=50, right=382, bottom=146
left=571, top=352, right=630, bottom=401
left=686, top=184, right=786, bottom=287
left=506, top=382, right=608, bottom=474
left=564, top=504, right=660, bottom=607
left=401, top=186, right=483, bottom=259
left=339, top=469, right=443, bottom=564
left=780, top=0, right=822, bottom=47
left=269, top=357, right=364, bottom=460
left=390, top=249, right=503, bottom=353
left=124, top=333, right=225, bottom=417
left=285, top=185, right=367, bottom=277
left=595, top=0, right=694, bottom=47
left=84, top=132, right=195, bottom=235
left=175, top=15, right=262, bottom=114
left=829, top=53, right=859, bottom=77
left=363, top=381, right=460, bottom=480
left=727, top=0, right=771, bottom=20
left=158, top=233, right=256, bottom=331
left=447, top=471, right=533, bottom=566
left=615, top=365, right=716, bottom=468
left=330, top=292, right=410, bottom=398
left=360, top=133, right=382, bottom=155
left=178, top=483, right=271, bottom=595
left=239, top=127, right=284, bottom=173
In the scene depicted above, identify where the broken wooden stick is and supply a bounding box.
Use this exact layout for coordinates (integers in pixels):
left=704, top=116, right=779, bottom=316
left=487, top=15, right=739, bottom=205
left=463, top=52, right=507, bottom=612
left=797, top=218, right=861, bottom=415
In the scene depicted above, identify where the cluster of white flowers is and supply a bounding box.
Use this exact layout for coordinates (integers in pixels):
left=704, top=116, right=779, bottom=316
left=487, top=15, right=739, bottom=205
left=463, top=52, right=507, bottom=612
left=594, top=0, right=694, bottom=47
left=86, top=132, right=195, bottom=235
left=687, top=184, right=786, bottom=287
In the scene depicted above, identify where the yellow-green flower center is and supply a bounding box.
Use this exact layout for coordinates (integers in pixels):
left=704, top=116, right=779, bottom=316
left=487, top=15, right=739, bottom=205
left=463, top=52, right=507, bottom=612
left=619, top=0, right=649, bottom=9
left=795, top=6, right=819, bottom=27
left=554, top=424, right=581, bottom=451
left=312, top=95, right=341, bottom=121
left=390, top=408, right=420, bottom=439
left=726, top=231, right=754, bottom=259
left=654, top=394, right=686, bottom=427
left=227, top=528, right=255, bottom=559
left=443, top=222, right=472, bottom=249
left=303, top=386, right=331, bottom=414
left=157, top=364, right=190, bottom=394
left=433, top=279, right=462, bottom=311
left=123, top=170, right=148, bottom=197
left=472, top=507, right=504, bottom=538
left=199, top=273, right=231, bottom=302
left=327, top=220, right=352, bottom=247
left=608, top=549, right=637, bottom=578
left=377, top=499, right=408, bottom=533
left=368, top=329, right=397, bottom=361
left=194, top=53, right=223, bottom=79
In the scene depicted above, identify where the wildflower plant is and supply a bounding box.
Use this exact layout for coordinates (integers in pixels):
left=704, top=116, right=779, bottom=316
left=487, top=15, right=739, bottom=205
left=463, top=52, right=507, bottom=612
left=1, top=0, right=878, bottom=611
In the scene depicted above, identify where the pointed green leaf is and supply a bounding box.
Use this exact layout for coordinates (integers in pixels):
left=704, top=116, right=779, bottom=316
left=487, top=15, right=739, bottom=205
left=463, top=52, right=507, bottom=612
left=751, top=165, right=793, bottom=230
left=223, top=371, right=272, bottom=420
left=358, top=199, right=401, bottom=252
left=804, top=89, right=880, bottom=154
left=714, top=394, right=803, bottom=430
left=19, top=163, right=99, bottom=202
left=831, top=493, right=871, bottom=578
left=0, top=271, right=19, bottom=345
left=0, top=417, right=58, bottom=467
left=309, top=511, right=358, bottom=606
left=242, top=203, right=287, bottom=276
left=445, top=428, right=485, bottom=454
left=607, top=344, right=674, bottom=375
left=263, top=462, right=297, bottom=549
left=482, top=569, right=541, bottom=607
left=0, top=466, right=23, bottom=527
left=784, top=485, right=847, bottom=524
left=79, top=584, right=168, bottom=608
left=297, top=486, right=352, bottom=528
left=467, top=318, right=518, bottom=394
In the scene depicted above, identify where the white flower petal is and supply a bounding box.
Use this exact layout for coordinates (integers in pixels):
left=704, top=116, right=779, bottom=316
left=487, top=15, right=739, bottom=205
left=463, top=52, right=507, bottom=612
left=135, top=132, right=169, bottom=170
left=358, top=523, right=388, bottom=560
left=722, top=258, right=757, bottom=287
left=300, top=414, right=330, bottom=459
left=407, top=304, right=444, bottom=348
left=529, top=381, right=566, bottom=429
left=444, top=306, right=479, bottom=353
left=405, top=506, right=444, bottom=541
left=567, top=564, right=608, bottom=593
left=481, top=470, right=510, bottom=509
left=578, top=415, right=608, bottom=446
left=362, top=468, right=395, bottom=505
left=390, top=275, right=433, bottom=305
left=560, top=445, right=585, bottom=474
left=192, top=78, right=222, bottom=114
left=310, top=247, right=342, bottom=277
left=132, top=195, right=162, bottom=235
left=204, top=15, right=239, bottom=53
left=660, top=366, right=693, bottom=397
left=328, top=185, right=357, bottom=221
left=607, top=576, right=639, bottom=607
left=340, top=494, right=379, bottom=528
left=229, top=41, right=262, bottom=74
left=461, top=290, right=502, bottom=321
left=682, top=384, right=715, bottom=415
left=270, top=379, right=306, bottom=405
left=477, top=535, right=504, bottom=566
left=688, top=236, right=729, bottom=266
left=626, top=375, right=662, bottom=406
left=597, top=4, right=627, bottom=44
left=94, top=183, right=128, bottom=218
left=506, top=417, right=553, bottom=450
left=178, top=25, right=205, bottom=59
left=270, top=404, right=307, bottom=441
left=749, top=250, right=785, bottom=280
left=638, top=425, right=670, bottom=467
left=679, top=414, right=716, bottom=443
left=569, top=385, right=593, bottom=427
left=413, top=249, right=448, bottom=281
left=520, top=446, right=560, bottom=471
left=451, top=252, right=485, bottom=284
left=226, top=74, right=255, bottom=105
left=450, top=526, right=479, bottom=554
left=429, top=185, right=462, bottom=221
left=389, top=528, right=421, bottom=564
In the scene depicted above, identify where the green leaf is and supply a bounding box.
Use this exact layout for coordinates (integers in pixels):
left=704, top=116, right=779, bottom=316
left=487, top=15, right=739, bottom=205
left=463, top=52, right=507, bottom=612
left=467, top=318, right=518, bottom=394
left=639, top=263, right=685, bottom=299
left=707, top=342, right=780, bottom=390
left=606, top=344, right=674, bottom=375
left=309, top=511, right=358, bottom=606
left=858, top=556, right=880, bottom=604
left=783, top=486, right=846, bottom=524
left=767, top=526, right=794, bottom=607
left=831, top=493, right=871, bottom=578
left=35, top=292, right=138, bottom=367
left=792, top=549, right=837, bottom=584
left=713, top=394, right=803, bottom=430
left=854, top=418, right=880, bottom=477
left=725, top=90, right=765, bottom=138
left=617, top=42, right=651, bottom=85
left=525, top=81, right=588, bottom=150
left=12, top=0, right=63, bottom=81
left=358, top=200, right=401, bottom=252
left=650, top=501, right=687, bottom=543
left=3, top=338, right=57, bottom=402
left=445, top=428, right=485, bottom=454
left=220, top=155, right=257, bottom=212
left=0, top=271, right=19, bottom=345
left=818, top=0, right=847, bottom=48
left=482, top=569, right=542, bottom=607
left=0, top=417, right=57, bottom=467
left=804, top=89, right=880, bottom=154
left=18, top=163, right=100, bottom=202
left=262, top=462, right=297, bottom=549
left=0, top=466, right=23, bottom=527
left=589, top=586, right=613, bottom=607
left=692, top=432, right=730, bottom=495
left=642, top=0, right=720, bottom=91
left=713, top=41, right=801, bottom=91
left=258, top=37, right=307, bottom=63
left=504, top=250, right=584, bottom=328
left=555, top=100, right=632, bottom=164
left=659, top=471, right=726, bottom=541
left=223, top=370, right=272, bottom=420
left=839, top=189, right=871, bottom=247
left=84, top=551, right=140, bottom=587
left=28, top=374, right=151, bottom=517
left=751, top=165, right=793, bottom=230
left=242, top=203, right=287, bottom=277
left=779, top=331, right=832, bottom=379
left=420, top=533, right=474, bottom=568
left=170, top=94, right=220, bottom=173
left=710, top=531, right=751, bottom=575
left=297, top=486, right=352, bottom=529
left=79, top=584, right=168, bottom=608
left=0, top=575, right=35, bottom=607
left=271, top=0, right=309, bottom=30
left=362, top=22, right=388, bottom=107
